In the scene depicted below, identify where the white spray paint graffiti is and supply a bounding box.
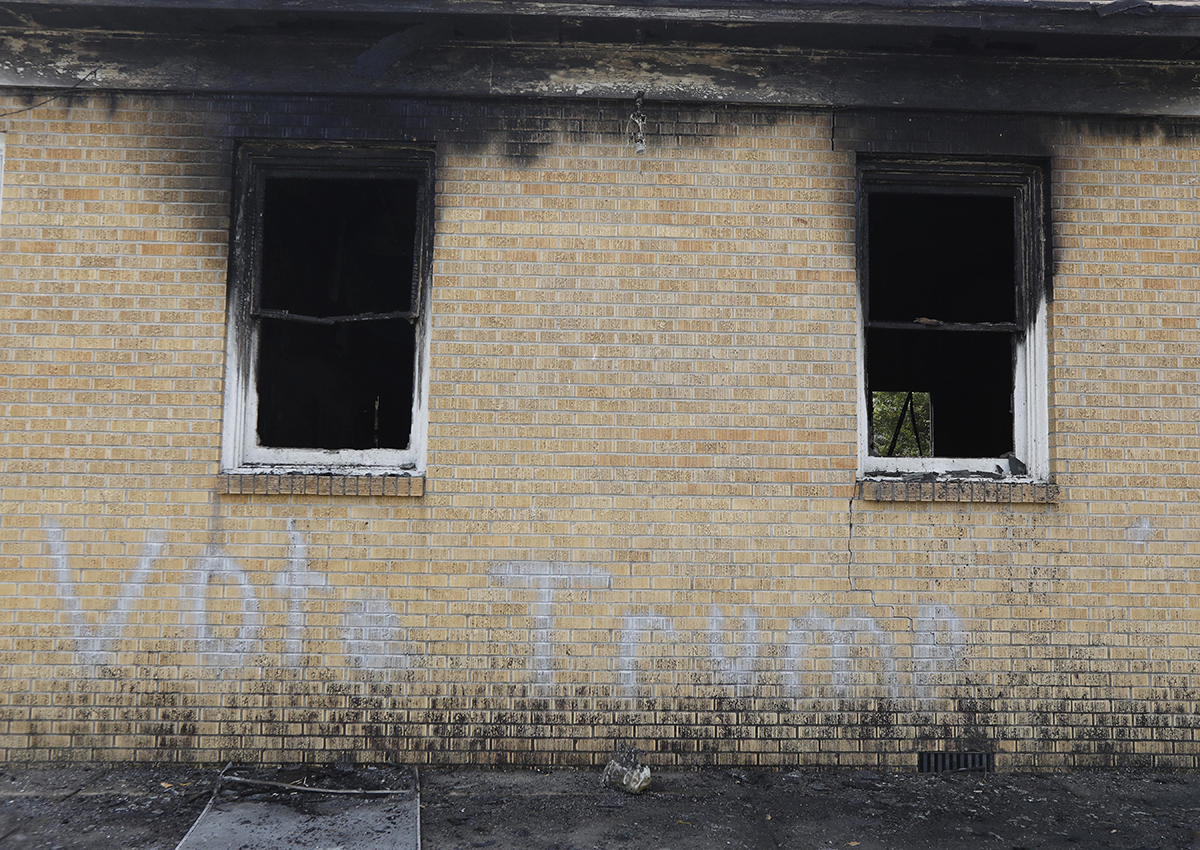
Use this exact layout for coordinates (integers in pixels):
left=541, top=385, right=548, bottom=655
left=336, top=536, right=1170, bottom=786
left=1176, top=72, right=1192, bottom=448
left=49, top=520, right=164, bottom=669
left=343, top=593, right=411, bottom=673
left=701, top=608, right=769, bottom=697
left=784, top=610, right=898, bottom=699
left=484, top=562, right=967, bottom=706
left=189, top=544, right=262, bottom=673
left=46, top=520, right=416, bottom=682
left=490, top=561, right=614, bottom=690
left=282, top=518, right=321, bottom=670
left=617, top=614, right=674, bottom=695
left=271, top=519, right=417, bottom=675
left=44, top=523, right=968, bottom=708
left=912, top=604, right=968, bottom=703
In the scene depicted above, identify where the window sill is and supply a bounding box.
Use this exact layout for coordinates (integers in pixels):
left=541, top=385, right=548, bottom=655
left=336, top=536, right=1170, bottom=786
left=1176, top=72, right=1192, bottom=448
left=858, top=478, right=1057, bottom=503
left=219, top=472, right=424, bottom=497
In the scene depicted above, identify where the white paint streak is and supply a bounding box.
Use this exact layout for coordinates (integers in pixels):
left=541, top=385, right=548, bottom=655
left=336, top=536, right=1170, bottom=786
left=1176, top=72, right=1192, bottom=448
left=190, top=545, right=262, bottom=673
left=703, top=608, right=765, bottom=696
left=912, top=604, right=968, bottom=703
left=490, top=561, right=613, bottom=692
left=102, top=532, right=164, bottom=648
left=344, top=593, right=409, bottom=672
left=282, top=518, right=327, bottom=671
left=617, top=614, right=672, bottom=695
left=48, top=522, right=82, bottom=629
left=48, top=521, right=163, bottom=668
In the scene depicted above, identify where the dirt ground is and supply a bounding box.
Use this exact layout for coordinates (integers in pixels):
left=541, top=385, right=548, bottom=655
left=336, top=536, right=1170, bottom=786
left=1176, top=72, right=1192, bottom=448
left=0, top=763, right=1197, bottom=850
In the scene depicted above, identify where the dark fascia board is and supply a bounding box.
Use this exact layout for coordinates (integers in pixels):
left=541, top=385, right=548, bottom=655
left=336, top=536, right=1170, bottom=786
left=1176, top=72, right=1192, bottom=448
left=0, top=0, right=1172, bottom=11
left=3, top=33, right=1200, bottom=117
left=4, top=0, right=1200, bottom=38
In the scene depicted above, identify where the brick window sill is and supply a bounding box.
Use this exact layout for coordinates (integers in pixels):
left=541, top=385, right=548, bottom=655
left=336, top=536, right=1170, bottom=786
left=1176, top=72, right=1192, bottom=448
left=220, top=472, right=424, bottom=497
left=858, top=478, right=1057, bottom=503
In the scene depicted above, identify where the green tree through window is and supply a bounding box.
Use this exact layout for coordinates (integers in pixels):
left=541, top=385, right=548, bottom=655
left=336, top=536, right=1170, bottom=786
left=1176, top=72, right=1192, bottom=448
left=871, top=391, right=932, bottom=457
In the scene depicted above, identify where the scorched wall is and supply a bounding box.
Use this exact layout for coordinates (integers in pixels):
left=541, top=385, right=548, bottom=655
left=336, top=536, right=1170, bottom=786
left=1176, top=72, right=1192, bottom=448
left=0, top=92, right=1197, bottom=769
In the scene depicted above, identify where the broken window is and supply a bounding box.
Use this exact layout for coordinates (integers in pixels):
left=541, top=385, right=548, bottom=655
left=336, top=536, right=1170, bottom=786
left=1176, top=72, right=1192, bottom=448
left=858, top=159, right=1048, bottom=479
left=222, top=142, right=435, bottom=474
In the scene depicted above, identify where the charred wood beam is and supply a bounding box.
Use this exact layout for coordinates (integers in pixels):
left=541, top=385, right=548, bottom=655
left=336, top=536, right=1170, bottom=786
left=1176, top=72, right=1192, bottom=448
left=2, top=33, right=1200, bottom=117
left=252, top=309, right=418, bottom=325
left=1, top=0, right=1200, bottom=37
left=3, top=0, right=1200, bottom=40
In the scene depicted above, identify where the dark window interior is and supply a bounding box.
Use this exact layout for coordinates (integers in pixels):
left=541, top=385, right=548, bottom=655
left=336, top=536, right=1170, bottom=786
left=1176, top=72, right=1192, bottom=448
left=261, top=177, right=420, bottom=317
left=257, top=318, right=415, bottom=450
left=866, top=191, right=1017, bottom=459
left=868, top=194, right=1014, bottom=324
left=254, top=176, right=420, bottom=451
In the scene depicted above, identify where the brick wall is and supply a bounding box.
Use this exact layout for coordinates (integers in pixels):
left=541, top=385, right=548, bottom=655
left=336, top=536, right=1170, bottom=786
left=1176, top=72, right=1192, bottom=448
left=1, top=92, right=1198, bottom=769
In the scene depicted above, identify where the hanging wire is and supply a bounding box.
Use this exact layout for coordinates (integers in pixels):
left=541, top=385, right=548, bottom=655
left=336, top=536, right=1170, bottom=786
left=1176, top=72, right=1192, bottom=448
left=0, top=68, right=101, bottom=119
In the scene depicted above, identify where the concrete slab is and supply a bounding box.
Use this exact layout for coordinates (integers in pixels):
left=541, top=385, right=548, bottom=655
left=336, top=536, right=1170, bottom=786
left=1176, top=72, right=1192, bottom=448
left=175, top=767, right=418, bottom=850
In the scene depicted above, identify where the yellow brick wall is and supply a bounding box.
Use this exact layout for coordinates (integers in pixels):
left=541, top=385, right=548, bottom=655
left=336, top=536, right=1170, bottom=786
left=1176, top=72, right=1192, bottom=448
left=0, top=93, right=1198, bottom=769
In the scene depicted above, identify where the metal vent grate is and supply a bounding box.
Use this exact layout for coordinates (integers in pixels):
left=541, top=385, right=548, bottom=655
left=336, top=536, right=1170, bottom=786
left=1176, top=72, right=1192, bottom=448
left=917, top=751, right=994, bottom=773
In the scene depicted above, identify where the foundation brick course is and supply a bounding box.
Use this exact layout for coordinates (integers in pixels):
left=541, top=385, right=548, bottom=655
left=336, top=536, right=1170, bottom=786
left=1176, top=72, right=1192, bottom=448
left=0, top=93, right=1199, bottom=769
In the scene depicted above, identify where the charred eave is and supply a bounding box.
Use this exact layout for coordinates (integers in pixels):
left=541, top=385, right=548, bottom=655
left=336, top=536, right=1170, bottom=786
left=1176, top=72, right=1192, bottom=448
left=3, top=0, right=1200, bottom=39
left=3, top=0, right=1200, bottom=115
left=3, top=31, right=1200, bottom=117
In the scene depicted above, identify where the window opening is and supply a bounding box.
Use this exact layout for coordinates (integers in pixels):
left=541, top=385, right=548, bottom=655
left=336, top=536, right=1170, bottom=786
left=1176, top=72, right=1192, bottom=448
left=858, top=160, right=1048, bottom=480
left=866, top=192, right=1016, bottom=460
left=256, top=177, right=418, bottom=451
left=222, top=142, right=435, bottom=475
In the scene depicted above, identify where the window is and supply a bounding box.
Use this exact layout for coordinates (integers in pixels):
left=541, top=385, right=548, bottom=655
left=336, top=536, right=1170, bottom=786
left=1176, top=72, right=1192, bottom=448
left=857, top=159, right=1048, bottom=480
left=221, top=141, right=435, bottom=475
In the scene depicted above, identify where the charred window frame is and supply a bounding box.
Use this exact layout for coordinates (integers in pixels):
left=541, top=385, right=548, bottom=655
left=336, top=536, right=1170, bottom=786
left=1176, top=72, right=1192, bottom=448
left=857, top=159, right=1049, bottom=480
left=221, top=141, right=435, bottom=475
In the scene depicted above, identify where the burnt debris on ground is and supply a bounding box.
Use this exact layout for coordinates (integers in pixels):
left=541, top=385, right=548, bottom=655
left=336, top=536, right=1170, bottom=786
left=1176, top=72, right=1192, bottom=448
left=0, top=765, right=1197, bottom=850
left=176, top=764, right=419, bottom=850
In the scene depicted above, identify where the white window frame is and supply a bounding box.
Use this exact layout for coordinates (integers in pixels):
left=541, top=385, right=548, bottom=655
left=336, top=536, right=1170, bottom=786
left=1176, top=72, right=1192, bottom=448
left=856, top=159, right=1049, bottom=482
left=221, top=141, right=435, bottom=476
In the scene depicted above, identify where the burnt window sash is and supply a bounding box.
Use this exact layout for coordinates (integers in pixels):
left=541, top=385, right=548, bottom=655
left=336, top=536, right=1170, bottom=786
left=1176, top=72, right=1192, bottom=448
left=857, top=159, right=1047, bottom=477
left=246, top=163, right=429, bottom=324
left=224, top=141, right=435, bottom=472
